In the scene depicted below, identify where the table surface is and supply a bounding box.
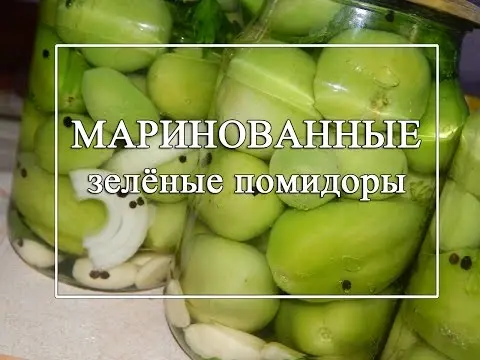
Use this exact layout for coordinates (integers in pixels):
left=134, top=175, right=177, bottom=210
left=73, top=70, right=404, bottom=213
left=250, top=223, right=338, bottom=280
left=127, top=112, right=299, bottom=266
left=0, top=119, right=189, bottom=360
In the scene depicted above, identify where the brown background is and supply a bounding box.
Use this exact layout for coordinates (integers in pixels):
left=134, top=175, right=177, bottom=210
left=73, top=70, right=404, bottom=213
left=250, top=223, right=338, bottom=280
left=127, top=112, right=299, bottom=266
left=0, top=0, right=38, bottom=96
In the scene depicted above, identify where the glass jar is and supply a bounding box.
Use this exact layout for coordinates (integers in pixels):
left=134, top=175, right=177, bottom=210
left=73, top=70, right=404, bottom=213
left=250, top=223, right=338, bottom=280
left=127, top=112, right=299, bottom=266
left=381, top=110, right=480, bottom=360
left=164, top=0, right=478, bottom=359
left=6, top=0, right=245, bottom=292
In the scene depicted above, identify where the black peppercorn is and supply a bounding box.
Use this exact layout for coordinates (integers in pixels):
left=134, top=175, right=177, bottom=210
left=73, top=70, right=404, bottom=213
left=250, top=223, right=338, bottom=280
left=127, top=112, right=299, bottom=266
left=449, top=253, right=460, bottom=265
left=385, top=11, right=395, bottom=22
left=89, top=270, right=100, bottom=279
left=342, top=280, right=352, bottom=291
left=63, top=116, right=73, bottom=128
left=460, top=256, right=473, bottom=271
left=117, top=189, right=128, bottom=198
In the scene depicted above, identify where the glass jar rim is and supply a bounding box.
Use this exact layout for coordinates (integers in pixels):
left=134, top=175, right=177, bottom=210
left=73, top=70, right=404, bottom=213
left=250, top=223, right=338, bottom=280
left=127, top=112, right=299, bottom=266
left=341, top=0, right=479, bottom=32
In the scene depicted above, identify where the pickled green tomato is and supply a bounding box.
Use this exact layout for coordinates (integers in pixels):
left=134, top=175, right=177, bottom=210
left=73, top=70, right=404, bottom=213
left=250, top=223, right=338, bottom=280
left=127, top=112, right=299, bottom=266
left=334, top=134, right=408, bottom=200
left=449, top=110, right=480, bottom=198
left=404, top=251, right=480, bottom=360
left=427, top=180, right=480, bottom=252
left=12, top=153, right=106, bottom=254
left=227, top=48, right=319, bottom=115
left=34, top=113, right=114, bottom=175
left=56, top=0, right=173, bottom=72
left=143, top=151, right=201, bottom=204
left=82, top=67, right=159, bottom=141
left=18, top=100, right=49, bottom=152
left=217, top=47, right=321, bottom=160
left=81, top=48, right=160, bottom=75
left=269, top=147, right=339, bottom=210
left=274, top=297, right=396, bottom=357
left=267, top=199, right=426, bottom=295
left=147, top=49, right=221, bottom=120
left=314, top=29, right=431, bottom=131
left=192, top=149, right=284, bottom=241
left=402, top=80, right=469, bottom=174
left=180, top=234, right=279, bottom=333
left=29, top=25, right=89, bottom=113
left=240, top=0, right=343, bottom=36
left=143, top=200, right=188, bottom=253
left=23, top=218, right=84, bottom=256
left=216, top=78, right=318, bottom=161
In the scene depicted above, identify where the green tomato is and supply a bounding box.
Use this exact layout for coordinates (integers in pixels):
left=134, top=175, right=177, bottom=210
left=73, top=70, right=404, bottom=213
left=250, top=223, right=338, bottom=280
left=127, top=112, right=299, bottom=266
left=217, top=47, right=321, bottom=160
left=333, top=139, right=408, bottom=201
left=240, top=0, right=343, bottom=37
left=227, top=47, right=319, bottom=117
left=267, top=199, right=427, bottom=295
left=23, top=217, right=85, bottom=256
left=34, top=113, right=114, bottom=175
left=274, top=297, right=396, bottom=357
left=216, top=77, right=321, bottom=160
left=180, top=233, right=279, bottom=333
left=402, top=79, right=469, bottom=175
left=269, top=147, right=339, bottom=210
left=404, top=250, right=480, bottom=360
left=192, top=149, right=285, bottom=241
left=144, top=151, right=201, bottom=204
left=147, top=49, right=221, bottom=120
left=81, top=67, right=159, bottom=141
left=12, top=153, right=106, bottom=254
left=314, top=29, right=431, bottom=131
left=56, top=0, right=172, bottom=72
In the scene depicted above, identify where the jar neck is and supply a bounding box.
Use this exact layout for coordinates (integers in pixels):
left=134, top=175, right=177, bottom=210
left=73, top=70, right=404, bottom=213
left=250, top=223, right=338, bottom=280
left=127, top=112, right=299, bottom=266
left=240, top=0, right=471, bottom=79
left=342, top=0, right=470, bottom=47
left=337, top=0, right=469, bottom=78
left=348, top=0, right=477, bottom=32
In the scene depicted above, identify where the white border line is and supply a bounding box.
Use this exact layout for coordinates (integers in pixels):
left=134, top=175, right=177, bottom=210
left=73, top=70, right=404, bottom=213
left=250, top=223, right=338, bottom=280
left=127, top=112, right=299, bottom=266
left=54, top=43, right=440, bottom=300
left=435, top=43, right=440, bottom=299
left=54, top=44, right=59, bottom=300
